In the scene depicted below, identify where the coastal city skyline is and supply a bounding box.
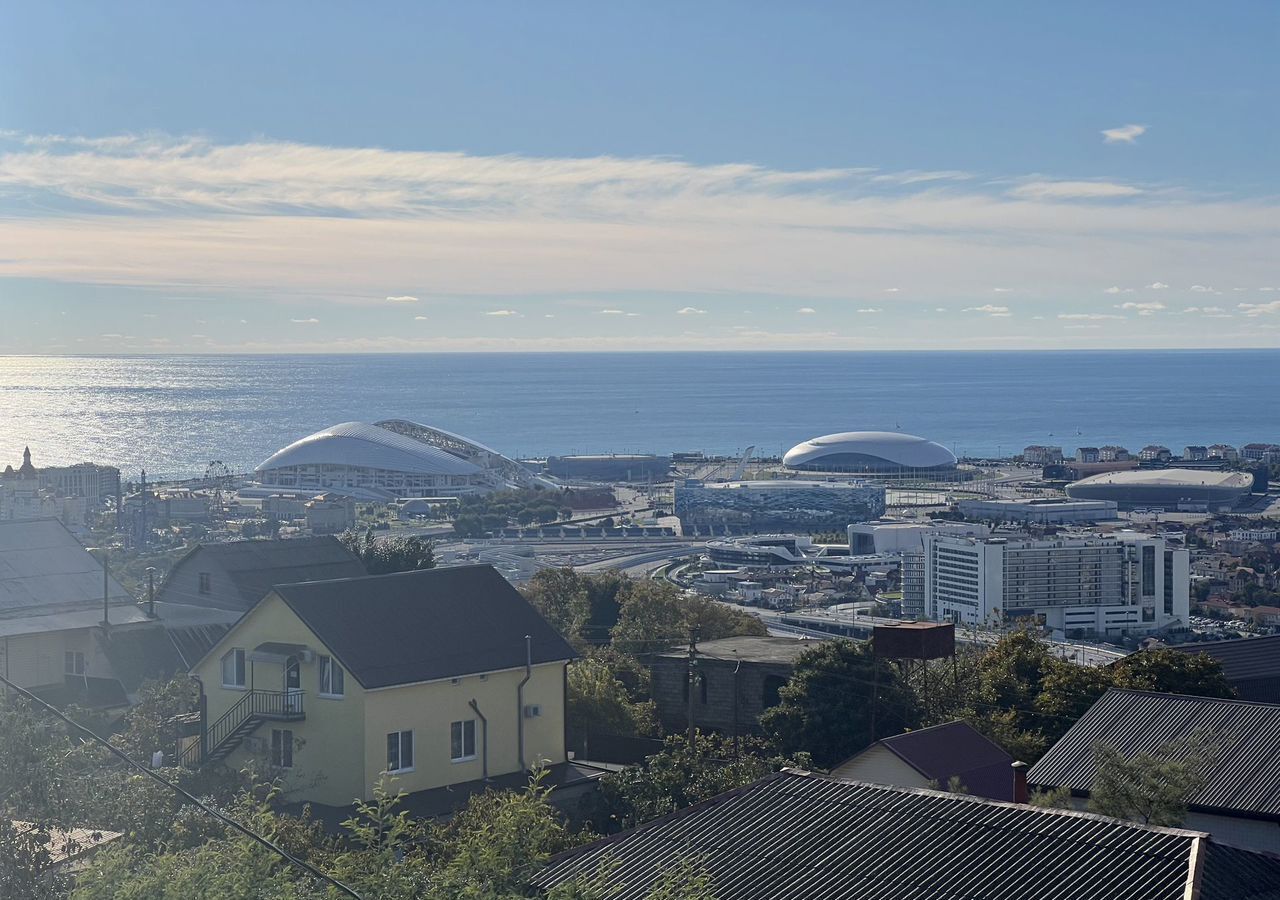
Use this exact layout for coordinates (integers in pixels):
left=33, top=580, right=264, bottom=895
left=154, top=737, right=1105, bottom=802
left=3, top=2, right=1278, bottom=353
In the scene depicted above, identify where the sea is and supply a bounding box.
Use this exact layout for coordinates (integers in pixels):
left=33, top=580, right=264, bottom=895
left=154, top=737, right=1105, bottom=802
left=1, top=350, right=1276, bottom=481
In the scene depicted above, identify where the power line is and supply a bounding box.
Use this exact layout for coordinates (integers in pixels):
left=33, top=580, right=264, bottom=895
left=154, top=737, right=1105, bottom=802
left=0, top=673, right=362, bottom=900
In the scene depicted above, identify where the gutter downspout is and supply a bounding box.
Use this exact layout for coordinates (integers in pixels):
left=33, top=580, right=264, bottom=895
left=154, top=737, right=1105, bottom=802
left=517, top=635, right=531, bottom=771
left=468, top=699, right=489, bottom=781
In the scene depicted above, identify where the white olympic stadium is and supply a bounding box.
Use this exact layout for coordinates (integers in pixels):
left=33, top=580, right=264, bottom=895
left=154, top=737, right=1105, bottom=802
left=1065, top=468, right=1253, bottom=511
left=254, top=420, right=548, bottom=501
left=783, top=431, right=957, bottom=474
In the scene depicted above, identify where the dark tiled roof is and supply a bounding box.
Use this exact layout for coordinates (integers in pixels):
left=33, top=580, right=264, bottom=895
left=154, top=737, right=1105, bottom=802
left=876, top=720, right=1015, bottom=801
left=1028, top=689, right=1280, bottom=820
left=535, top=770, right=1280, bottom=900
left=170, top=537, right=366, bottom=609
left=167, top=623, right=233, bottom=669
left=273, top=565, right=577, bottom=689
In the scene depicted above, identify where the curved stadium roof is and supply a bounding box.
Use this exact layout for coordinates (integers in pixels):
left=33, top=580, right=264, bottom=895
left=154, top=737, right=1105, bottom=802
left=784, top=431, right=957, bottom=472
left=1066, top=468, right=1253, bottom=505
left=256, top=422, right=482, bottom=476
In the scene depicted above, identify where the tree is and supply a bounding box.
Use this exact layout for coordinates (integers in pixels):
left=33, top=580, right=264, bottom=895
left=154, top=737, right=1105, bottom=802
left=610, top=581, right=764, bottom=656
left=761, top=639, right=919, bottom=768
left=566, top=655, right=657, bottom=751
left=338, top=528, right=435, bottom=575
left=1109, top=649, right=1236, bottom=698
left=1088, top=731, right=1218, bottom=826
left=593, top=733, right=804, bottom=831
left=523, top=569, right=592, bottom=644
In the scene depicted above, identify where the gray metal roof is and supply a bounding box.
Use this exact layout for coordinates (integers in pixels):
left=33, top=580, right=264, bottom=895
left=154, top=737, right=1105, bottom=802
left=0, top=519, right=132, bottom=618
left=535, top=770, right=1280, bottom=899
left=1028, top=689, right=1280, bottom=820
left=1176, top=635, right=1280, bottom=685
left=656, top=635, right=811, bottom=665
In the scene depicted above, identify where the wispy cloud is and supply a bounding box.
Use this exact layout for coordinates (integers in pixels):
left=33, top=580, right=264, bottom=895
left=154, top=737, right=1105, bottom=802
left=385, top=295, right=418, bottom=303
left=1146, top=282, right=1168, bottom=290
left=598, top=309, right=626, bottom=315
left=963, top=304, right=1010, bottom=316
left=676, top=306, right=707, bottom=315
left=1190, top=284, right=1217, bottom=293
left=290, top=317, right=319, bottom=324
left=1116, top=301, right=1165, bottom=316
left=856, top=308, right=883, bottom=314
left=1010, top=180, right=1141, bottom=200
left=0, top=131, right=1275, bottom=347
left=1239, top=301, right=1280, bottom=316
left=882, top=287, right=900, bottom=293
left=797, top=307, right=816, bottom=314
left=1059, top=313, right=1123, bottom=320
left=992, top=287, right=1012, bottom=293
left=413, top=315, right=428, bottom=321
left=1103, top=286, right=1134, bottom=294
left=1102, top=124, right=1146, bottom=144
left=484, top=309, right=520, bottom=317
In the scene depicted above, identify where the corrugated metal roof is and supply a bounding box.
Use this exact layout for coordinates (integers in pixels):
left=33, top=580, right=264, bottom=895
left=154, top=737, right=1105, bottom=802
left=0, top=519, right=132, bottom=617
left=1028, top=689, right=1280, bottom=820
left=534, top=770, right=1262, bottom=900
left=1176, top=635, right=1280, bottom=684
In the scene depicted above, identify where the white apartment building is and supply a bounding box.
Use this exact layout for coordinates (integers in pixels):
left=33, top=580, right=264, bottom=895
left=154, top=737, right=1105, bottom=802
left=923, top=532, right=1189, bottom=638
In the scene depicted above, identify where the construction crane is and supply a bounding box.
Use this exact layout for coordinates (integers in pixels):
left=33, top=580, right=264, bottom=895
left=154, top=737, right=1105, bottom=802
left=731, top=446, right=756, bottom=481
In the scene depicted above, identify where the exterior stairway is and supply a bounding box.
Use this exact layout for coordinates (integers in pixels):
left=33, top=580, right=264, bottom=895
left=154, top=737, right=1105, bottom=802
left=181, top=689, right=305, bottom=767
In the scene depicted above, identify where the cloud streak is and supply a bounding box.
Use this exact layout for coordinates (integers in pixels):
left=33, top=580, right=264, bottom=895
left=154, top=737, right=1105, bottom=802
left=1102, top=124, right=1146, bottom=144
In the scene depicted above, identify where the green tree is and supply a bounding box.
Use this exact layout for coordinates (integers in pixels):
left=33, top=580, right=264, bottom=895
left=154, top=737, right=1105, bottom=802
left=0, top=819, right=70, bottom=900
left=1109, top=649, right=1237, bottom=698
left=1088, top=731, right=1218, bottom=826
left=338, top=528, right=435, bottom=575
left=593, top=733, right=805, bottom=831
left=523, top=569, right=592, bottom=644
left=611, top=581, right=764, bottom=655
left=760, top=640, right=919, bottom=768
left=566, top=655, right=658, bottom=751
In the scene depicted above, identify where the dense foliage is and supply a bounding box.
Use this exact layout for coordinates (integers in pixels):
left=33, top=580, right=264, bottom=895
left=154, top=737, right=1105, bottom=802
left=760, top=639, right=919, bottom=768
left=337, top=528, right=435, bottom=575
left=911, top=631, right=1236, bottom=763
left=451, top=489, right=577, bottom=537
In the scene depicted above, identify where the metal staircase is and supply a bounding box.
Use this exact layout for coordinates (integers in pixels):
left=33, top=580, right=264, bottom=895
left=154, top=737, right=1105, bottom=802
left=181, top=689, right=305, bottom=767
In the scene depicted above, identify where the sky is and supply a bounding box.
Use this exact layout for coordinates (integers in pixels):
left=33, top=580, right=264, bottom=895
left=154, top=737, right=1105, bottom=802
left=0, top=1, right=1277, bottom=353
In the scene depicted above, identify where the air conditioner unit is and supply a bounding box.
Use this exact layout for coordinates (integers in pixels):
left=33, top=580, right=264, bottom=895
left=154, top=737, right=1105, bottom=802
left=297, top=650, right=314, bottom=663
left=523, top=704, right=542, bottom=719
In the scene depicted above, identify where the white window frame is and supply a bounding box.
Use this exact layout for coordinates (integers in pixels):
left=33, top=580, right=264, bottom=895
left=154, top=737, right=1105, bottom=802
left=386, top=730, right=414, bottom=773
left=221, top=647, right=246, bottom=689
left=271, top=728, right=294, bottom=769
left=317, top=655, right=345, bottom=699
left=64, top=650, right=86, bottom=676
left=450, top=719, right=477, bottom=763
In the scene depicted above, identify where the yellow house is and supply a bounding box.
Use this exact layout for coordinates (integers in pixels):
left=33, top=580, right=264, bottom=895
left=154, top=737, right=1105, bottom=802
left=188, top=565, right=576, bottom=808
left=0, top=518, right=151, bottom=707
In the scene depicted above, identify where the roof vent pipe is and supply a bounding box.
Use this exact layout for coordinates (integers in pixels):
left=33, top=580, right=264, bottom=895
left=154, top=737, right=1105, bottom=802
left=1011, top=760, right=1029, bottom=804
left=517, top=635, right=532, bottom=771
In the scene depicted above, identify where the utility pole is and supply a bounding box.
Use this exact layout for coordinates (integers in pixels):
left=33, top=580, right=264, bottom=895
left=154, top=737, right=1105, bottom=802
left=100, top=548, right=110, bottom=627
left=147, top=566, right=157, bottom=618
left=686, top=626, right=700, bottom=745
left=139, top=469, right=148, bottom=549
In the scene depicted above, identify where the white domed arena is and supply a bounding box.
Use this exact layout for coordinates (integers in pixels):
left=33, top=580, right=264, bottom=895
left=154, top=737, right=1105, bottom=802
left=783, top=431, right=957, bottom=474
left=255, top=420, right=544, bottom=500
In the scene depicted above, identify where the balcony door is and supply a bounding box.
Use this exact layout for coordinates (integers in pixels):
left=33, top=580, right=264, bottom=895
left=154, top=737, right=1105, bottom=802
left=284, top=656, right=302, bottom=712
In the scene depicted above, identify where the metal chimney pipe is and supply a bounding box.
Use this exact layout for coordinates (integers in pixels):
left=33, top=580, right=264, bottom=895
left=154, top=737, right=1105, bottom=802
left=1012, top=760, right=1029, bottom=804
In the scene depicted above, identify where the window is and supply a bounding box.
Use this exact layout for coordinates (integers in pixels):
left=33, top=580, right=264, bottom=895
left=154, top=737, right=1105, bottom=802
left=318, top=655, right=345, bottom=697
left=198, top=572, right=212, bottom=595
left=221, top=648, right=246, bottom=688
left=271, top=729, right=294, bottom=769
left=450, top=719, right=476, bottom=762
left=386, top=730, right=414, bottom=772
left=64, top=651, right=86, bottom=676
left=1141, top=546, right=1156, bottom=597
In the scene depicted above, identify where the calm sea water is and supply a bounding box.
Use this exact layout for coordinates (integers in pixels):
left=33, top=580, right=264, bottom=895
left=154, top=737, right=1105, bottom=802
left=1, top=351, right=1276, bottom=480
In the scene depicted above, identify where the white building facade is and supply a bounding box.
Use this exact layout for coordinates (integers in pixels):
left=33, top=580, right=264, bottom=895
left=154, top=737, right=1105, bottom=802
left=923, top=533, right=1189, bottom=638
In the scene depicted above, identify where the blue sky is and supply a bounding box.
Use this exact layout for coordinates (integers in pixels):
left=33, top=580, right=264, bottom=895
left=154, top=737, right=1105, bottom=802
left=1, top=1, right=1277, bottom=352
